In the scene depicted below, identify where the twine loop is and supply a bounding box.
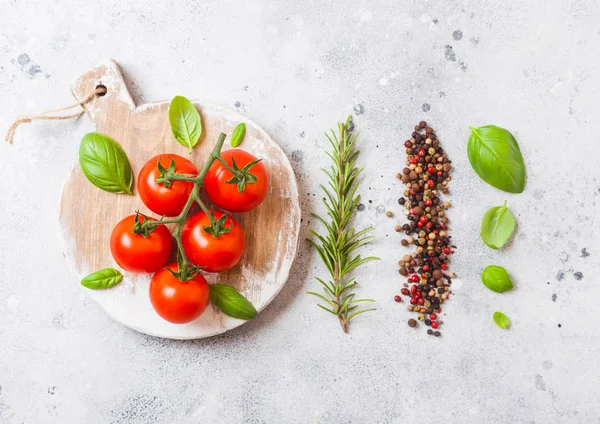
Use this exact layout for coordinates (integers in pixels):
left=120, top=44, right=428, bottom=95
left=5, top=85, right=107, bottom=144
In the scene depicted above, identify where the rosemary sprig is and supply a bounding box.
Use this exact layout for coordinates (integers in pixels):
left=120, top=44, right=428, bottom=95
left=307, top=116, right=379, bottom=333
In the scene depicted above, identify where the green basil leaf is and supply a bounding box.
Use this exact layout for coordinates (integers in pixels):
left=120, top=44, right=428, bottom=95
left=481, top=265, right=514, bottom=293
left=493, top=311, right=510, bottom=329
left=230, top=122, right=246, bottom=147
left=468, top=125, right=526, bottom=193
left=168, top=96, right=202, bottom=153
left=480, top=201, right=516, bottom=249
left=210, top=283, right=257, bottom=320
left=81, top=268, right=123, bottom=290
left=79, top=132, right=133, bottom=194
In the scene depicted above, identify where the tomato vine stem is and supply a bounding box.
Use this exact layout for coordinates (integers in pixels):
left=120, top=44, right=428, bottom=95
left=215, top=155, right=243, bottom=177
left=142, top=132, right=229, bottom=281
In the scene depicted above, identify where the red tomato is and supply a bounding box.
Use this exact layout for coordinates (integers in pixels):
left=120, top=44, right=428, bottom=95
left=204, top=149, right=269, bottom=212
left=138, top=153, right=198, bottom=217
left=181, top=210, right=245, bottom=272
left=110, top=215, right=172, bottom=273
left=149, top=263, right=210, bottom=324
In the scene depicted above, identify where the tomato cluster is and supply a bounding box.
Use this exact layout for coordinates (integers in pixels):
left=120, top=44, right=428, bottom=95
left=109, top=149, right=269, bottom=324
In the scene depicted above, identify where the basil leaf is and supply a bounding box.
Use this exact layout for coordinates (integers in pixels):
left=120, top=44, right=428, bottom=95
left=230, top=122, right=246, bottom=147
left=480, top=201, right=516, bottom=249
left=168, top=96, right=202, bottom=153
left=481, top=265, right=514, bottom=293
left=81, top=268, right=123, bottom=290
left=468, top=125, right=526, bottom=193
left=79, top=132, right=133, bottom=194
left=493, top=311, right=510, bottom=329
left=210, top=283, right=257, bottom=320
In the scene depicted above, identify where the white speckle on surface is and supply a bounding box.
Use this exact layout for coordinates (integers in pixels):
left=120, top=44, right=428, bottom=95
left=550, top=81, right=564, bottom=95
left=6, top=295, right=19, bottom=310
left=265, top=25, right=278, bottom=35
left=379, top=77, right=388, bottom=86
left=450, top=278, right=463, bottom=290
left=359, top=10, right=373, bottom=22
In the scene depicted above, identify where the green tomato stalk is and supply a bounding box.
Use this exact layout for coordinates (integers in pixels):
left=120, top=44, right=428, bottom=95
left=135, top=132, right=244, bottom=281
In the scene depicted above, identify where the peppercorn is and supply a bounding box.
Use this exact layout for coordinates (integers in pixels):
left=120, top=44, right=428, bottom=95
left=394, top=295, right=402, bottom=303
left=408, top=319, right=417, bottom=327
left=433, top=331, right=441, bottom=337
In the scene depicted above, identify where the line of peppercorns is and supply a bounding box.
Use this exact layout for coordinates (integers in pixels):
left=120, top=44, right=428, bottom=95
left=393, top=121, right=455, bottom=337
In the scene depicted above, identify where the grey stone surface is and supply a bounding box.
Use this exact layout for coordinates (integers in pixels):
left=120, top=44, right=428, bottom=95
left=0, top=1, right=598, bottom=423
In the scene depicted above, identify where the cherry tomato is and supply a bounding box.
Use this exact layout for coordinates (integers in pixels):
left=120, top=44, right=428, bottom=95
left=110, top=215, right=172, bottom=273
left=181, top=210, right=245, bottom=272
left=149, top=263, right=210, bottom=324
left=138, top=153, right=198, bottom=217
left=204, top=149, right=269, bottom=212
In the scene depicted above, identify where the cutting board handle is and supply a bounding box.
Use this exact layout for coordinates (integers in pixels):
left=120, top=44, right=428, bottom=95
left=71, top=59, right=135, bottom=124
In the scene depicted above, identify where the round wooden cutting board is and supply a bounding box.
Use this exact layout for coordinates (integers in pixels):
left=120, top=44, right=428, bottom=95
left=59, top=60, right=301, bottom=339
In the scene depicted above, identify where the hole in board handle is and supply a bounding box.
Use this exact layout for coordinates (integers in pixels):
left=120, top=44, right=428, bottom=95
left=96, top=84, right=107, bottom=97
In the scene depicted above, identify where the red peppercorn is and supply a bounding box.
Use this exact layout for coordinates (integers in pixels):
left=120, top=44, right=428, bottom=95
left=425, top=222, right=433, bottom=229
left=433, top=229, right=439, bottom=234
left=431, top=321, right=439, bottom=329
left=417, top=222, right=423, bottom=228
left=410, top=285, right=417, bottom=294
left=435, top=308, right=442, bottom=313
left=401, top=288, right=410, bottom=296
left=425, top=199, right=432, bottom=206
left=410, top=157, right=418, bottom=164
left=411, top=275, right=419, bottom=283
left=440, top=224, right=447, bottom=230
left=409, top=208, right=415, bottom=215
left=394, top=295, right=402, bottom=303
left=430, top=313, right=437, bottom=320
left=443, top=247, right=450, bottom=254
left=441, top=263, right=448, bottom=270
left=426, top=179, right=435, bottom=187
left=423, top=264, right=430, bottom=272
left=417, top=298, right=425, bottom=305
left=410, top=297, right=417, bottom=305
left=415, top=292, right=421, bottom=298
left=437, top=171, right=443, bottom=177
left=418, top=149, right=426, bottom=157
left=419, top=215, right=428, bottom=223
left=404, top=140, right=413, bottom=148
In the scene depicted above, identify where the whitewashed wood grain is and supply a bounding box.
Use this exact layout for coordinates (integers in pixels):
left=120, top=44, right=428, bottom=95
left=59, top=59, right=301, bottom=339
